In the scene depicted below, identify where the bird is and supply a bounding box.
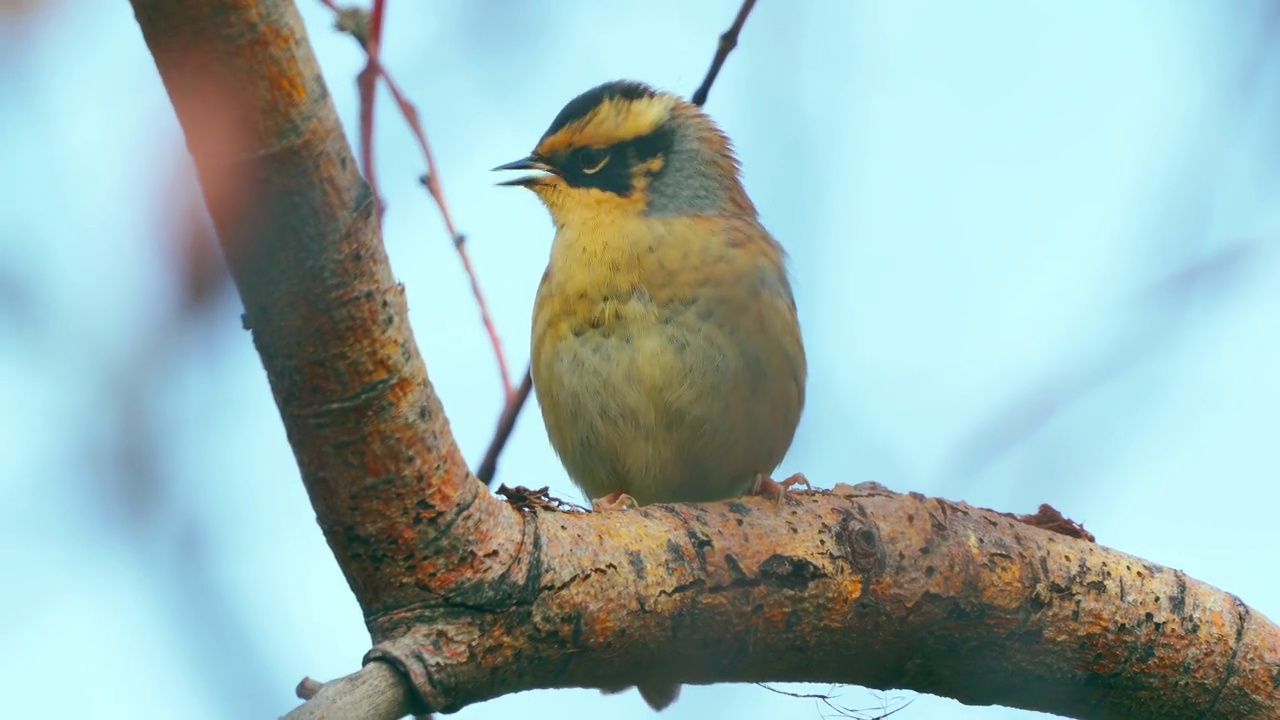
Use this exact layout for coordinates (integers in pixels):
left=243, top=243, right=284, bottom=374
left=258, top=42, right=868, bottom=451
left=494, top=80, right=806, bottom=706
left=495, top=79, right=807, bottom=512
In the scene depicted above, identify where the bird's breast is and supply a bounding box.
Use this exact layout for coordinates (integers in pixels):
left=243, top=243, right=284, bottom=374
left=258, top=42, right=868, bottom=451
left=529, top=215, right=805, bottom=505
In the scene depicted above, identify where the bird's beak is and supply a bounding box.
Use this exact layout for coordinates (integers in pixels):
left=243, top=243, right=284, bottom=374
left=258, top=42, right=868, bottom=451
left=493, top=155, right=557, bottom=187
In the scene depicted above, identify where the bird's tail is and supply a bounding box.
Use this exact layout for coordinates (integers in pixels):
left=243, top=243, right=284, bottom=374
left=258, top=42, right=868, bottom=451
left=600, top=683, right=682, bottom=711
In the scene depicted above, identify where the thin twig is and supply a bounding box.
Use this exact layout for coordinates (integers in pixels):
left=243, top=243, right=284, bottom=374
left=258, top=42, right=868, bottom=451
left=388, top=71, right=514, bottom=400
left=383, top=65, right=516, bottom=398
left=690, top=0, right=758, bottom=106
left=476, top=369, right=532, bottom=485
left=472, top=0, right=762, bottom=484
left=326, top=3, right=515, bottom=402
left=356, top=0, right=387, bottom=216
left=755, top=684, right=912, bottom=720
left=385, top=73, right=515, bottom=399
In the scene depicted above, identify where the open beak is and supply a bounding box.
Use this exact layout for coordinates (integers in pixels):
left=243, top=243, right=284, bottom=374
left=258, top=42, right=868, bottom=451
left=493, top=155, right=557, bottom=187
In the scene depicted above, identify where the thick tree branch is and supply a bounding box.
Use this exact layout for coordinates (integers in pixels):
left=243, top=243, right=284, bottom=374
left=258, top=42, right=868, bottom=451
left=128, top=0, right=512, bottom=621
left=130, top=2, right=1280, bottom=719
left=355, top=483, right=1280, bottom=718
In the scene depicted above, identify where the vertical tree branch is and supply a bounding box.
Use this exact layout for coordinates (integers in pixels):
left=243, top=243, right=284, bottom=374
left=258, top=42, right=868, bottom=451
left=129, top=0, right=515, bottom=623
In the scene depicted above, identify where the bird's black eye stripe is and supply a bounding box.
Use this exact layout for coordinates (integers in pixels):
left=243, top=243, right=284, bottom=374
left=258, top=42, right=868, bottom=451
left=576, top=147, right=609, bottom=174
left=558, top=126, right=675, bottom=195
left=559, top=145, right=629, bottom=194
left=627, top=126, right=672, bottom=164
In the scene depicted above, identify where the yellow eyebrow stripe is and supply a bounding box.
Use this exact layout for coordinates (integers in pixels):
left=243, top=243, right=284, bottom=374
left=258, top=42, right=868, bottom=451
left=536, top=94, right=677, bottom=156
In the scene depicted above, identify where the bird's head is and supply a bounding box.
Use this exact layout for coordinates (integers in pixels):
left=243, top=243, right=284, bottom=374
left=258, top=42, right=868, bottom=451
left=495, top=80, right=755, bottom=225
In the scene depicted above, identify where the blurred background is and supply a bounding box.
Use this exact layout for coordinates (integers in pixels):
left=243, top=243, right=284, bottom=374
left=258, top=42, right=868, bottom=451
left=2, top=1, right=1279, bottom=718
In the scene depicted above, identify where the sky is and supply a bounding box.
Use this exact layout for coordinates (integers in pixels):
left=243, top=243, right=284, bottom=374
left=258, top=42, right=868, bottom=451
left=1, top=1, right=1278, bottom=719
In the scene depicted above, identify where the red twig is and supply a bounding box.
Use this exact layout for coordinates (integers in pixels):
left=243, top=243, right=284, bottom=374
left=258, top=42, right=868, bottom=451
left=324, top=3, right=515, bottom=400
left=357, top=0, right=387, bottom=215
left=690, top=0, right=758, bottom=107
left=476, top=370, right=532, bottom=485
left=384, top=72, right=515, bottom=400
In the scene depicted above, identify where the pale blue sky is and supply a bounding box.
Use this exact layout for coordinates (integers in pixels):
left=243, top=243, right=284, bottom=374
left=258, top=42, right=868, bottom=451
left=2, top=2, right=1278, bottom=718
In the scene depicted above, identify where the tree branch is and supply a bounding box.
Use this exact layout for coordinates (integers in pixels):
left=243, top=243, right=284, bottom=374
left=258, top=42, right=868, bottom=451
left=326, top=4, right=517, bottom=402
left=128, top=0, right=500, bottom=620
left=355, top=0, right=386, bottom=214
left=354, top=483, right=1280, bottom=718
left=475, top=369, right=531, bottom=484
left=129, top=2, right=1280, bottom=719
left=289, top=662, right=413, bottom=720
left=690, top=0, right=757, bottom=106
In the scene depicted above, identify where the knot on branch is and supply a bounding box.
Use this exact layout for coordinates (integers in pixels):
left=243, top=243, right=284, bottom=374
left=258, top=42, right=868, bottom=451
left=365, top=622, right=479, bottom=714
left=834, top=504, right=885, bottom=574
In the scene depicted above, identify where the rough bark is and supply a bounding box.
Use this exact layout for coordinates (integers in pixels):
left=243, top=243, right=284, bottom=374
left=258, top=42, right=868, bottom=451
left=129, top=1, right=1280, bottom=718
left=350, top=481, right=1279, bottom=719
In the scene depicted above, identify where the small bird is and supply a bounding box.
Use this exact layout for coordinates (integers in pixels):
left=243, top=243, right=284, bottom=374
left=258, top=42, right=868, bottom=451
left=495, top=81, right=806, bottom=705
left=496, top=79, right=807, bottom=512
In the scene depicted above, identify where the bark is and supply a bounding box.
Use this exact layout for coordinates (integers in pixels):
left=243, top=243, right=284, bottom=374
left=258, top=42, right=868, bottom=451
left=128, top=1, right=1280, bottom=718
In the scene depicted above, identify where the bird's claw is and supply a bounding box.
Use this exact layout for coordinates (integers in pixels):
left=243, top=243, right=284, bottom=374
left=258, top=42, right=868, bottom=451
left=749, top=472, right=811, bottom=504
left=591, top=490, right=639, bottom=511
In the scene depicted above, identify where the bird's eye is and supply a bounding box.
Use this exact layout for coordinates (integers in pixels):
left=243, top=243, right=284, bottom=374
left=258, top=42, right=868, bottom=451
left=576, top=147, right=610, bottom=175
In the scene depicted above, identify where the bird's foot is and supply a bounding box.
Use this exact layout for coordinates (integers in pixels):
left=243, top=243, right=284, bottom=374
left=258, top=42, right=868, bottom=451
left=749, top=472, right=811, bottom=503
left=591, top=489, right=639, bottom=511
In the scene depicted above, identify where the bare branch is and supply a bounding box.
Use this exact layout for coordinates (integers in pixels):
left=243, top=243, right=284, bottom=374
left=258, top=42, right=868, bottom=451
left=284, top=662, right=414, bottom=720
left=690, top=0, right=758, bottom=106
left=356, top=0, right=386, bottom=214
left=385, top=67, right=515, bottom=399
left=131, top=0, right=491, bottom=618
left=475, top=369, right=531, bottom=485
left=328, top=3, right=515, bottom=401
left=357, top=483, right=1279, bottom=717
